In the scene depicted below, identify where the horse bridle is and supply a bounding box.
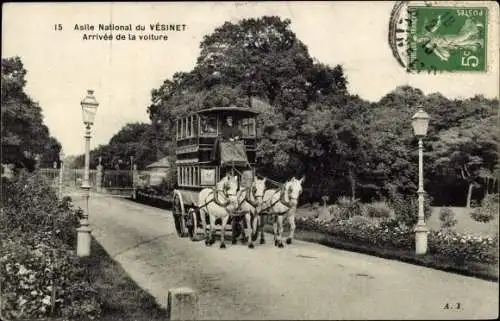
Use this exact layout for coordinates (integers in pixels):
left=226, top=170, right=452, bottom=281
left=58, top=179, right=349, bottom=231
left=260, top=181, right=301, bottom=214
left=236, top=182, right=264, bottom=210
left=198, top=180, right=237, bottom=209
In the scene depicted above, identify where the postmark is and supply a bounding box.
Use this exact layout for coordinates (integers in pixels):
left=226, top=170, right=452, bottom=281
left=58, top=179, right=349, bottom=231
left=388, top=1, right=489, bottom=73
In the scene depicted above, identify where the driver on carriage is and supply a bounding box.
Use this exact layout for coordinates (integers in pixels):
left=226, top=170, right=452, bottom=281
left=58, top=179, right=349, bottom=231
left=221, top=115, right=243, bottom=142
left=211, top=115, right=247, bottom=167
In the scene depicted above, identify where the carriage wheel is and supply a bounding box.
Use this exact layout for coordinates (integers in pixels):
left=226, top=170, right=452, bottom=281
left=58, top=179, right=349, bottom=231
left=172, top=191, right=188, bottom=237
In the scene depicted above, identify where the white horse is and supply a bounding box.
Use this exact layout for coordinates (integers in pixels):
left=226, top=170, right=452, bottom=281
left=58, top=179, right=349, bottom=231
left=257, top=176, right=304, bottom=248
left=231, top=177, right=266, bottom=249
left=198, top=175, right=239, bottom=249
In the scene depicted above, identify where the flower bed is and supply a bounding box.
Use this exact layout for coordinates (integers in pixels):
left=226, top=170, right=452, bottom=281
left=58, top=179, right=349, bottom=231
left=295, top=216, right=499, bottom=265
left=1, top=233, right=100, bottom=320
left=0, top=171, right=101, bottom=320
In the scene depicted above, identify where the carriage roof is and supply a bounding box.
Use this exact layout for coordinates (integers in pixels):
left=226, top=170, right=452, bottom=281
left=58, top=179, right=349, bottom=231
left=192, top=106, right=260, bottom=118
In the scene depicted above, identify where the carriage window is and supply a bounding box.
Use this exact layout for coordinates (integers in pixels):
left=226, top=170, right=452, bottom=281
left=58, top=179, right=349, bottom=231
left=200, top=115, right=217, bottom=136
left=183, top=117, right=188, bottom=137
left=186, top=116, right=196, bottom=137
left=176, top=119, right=181, bottom=140
left=179, top=118, right=184, bottom=139
left=239, top=117, right=255, bottom=137
left=183, top=118, right=187, bottom=138
left=192, top=115, right=198, bottom=137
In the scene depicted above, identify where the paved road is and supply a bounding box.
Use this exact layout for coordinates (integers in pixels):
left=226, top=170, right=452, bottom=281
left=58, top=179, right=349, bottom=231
left=73, top=194, right=498, bottom=320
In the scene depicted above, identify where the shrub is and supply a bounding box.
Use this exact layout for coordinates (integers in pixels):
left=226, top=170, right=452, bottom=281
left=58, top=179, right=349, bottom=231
left=0, top=170, right=100, bottom=320
left=439, top=207, right=458, bottom=229
left=335, top=196, right=363, bottom=219
left=365, top=203, right=392, bottom=219
left=470, top=199, right=480, bottom=208
left=428, top=230, right=498, bottom=264
left=0, top=233, right=101, bottom=320
left=297, top=215, right=413, bottom=249
left=470, top=194, right=499, bottom=223
left=347, top=215, right=374, bottom=227
left=1, top=171, right=81, bottom=247
left=387, top=192, right=432, bottom=227
left=328, top=204, right=340, bottom=217
left=295, top=216, right=498, bottom=264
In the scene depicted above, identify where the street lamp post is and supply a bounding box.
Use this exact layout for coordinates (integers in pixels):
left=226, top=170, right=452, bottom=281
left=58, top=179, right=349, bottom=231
left=411, top=106, right=430, bottom=255
left=58, top=150, right=65, bottom=199
left=77, top=89, right=99, bottom=257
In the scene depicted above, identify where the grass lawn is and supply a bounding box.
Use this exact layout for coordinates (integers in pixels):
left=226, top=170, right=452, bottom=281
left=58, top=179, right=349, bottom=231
left=79, top=237, right=168, bottom=321
left=426, top=207, right=498, bottom=236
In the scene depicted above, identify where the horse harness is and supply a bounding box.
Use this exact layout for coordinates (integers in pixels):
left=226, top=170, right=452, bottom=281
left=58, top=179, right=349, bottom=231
left=235, top=186, right=260, bottom=210
left=260, top=184, right=297, bottom=216
left=197, top=187, right=236, bottom=210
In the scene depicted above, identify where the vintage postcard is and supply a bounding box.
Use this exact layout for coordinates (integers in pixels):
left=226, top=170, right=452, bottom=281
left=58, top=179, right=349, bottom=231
left=1, top=1, right=499, bottom=320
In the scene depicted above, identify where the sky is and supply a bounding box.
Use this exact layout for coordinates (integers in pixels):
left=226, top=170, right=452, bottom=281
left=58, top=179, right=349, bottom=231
left=2, top=1, right=499, bottom=156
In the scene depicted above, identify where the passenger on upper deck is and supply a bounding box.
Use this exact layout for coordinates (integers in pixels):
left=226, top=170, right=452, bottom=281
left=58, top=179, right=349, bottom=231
left=221, top=116, right=243, bottom=142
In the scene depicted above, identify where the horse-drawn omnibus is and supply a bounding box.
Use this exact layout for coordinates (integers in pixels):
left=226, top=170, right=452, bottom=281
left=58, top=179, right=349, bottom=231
left=171, top=105, right=305, bottom=249
left=172, top=107, right=262, bottom=243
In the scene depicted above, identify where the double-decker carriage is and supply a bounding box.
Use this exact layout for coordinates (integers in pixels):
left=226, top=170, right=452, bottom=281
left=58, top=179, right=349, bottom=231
left=172, top=106, right=259, bottom=240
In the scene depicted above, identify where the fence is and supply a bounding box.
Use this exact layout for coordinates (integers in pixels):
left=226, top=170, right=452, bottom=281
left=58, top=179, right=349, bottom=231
left=38, top=167, right=141, bottom=197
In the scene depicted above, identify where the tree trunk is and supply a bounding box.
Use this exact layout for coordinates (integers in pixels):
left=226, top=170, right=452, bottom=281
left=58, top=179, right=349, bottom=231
left=466, top=183, right=474, bottom=208
left=348, top=167, right=356, bottom=201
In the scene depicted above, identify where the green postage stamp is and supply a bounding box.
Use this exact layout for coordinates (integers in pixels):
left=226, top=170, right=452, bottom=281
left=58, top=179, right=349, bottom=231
left=407, top=6, right=488, bottom=72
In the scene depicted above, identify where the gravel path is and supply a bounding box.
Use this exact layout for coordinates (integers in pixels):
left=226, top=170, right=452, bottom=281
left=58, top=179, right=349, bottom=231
left=72, top=194, right=499, bottom=320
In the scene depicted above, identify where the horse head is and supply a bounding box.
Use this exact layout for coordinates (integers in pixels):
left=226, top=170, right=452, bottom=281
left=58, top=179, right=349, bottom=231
left=283, top=176, right=304, bottom=207
left=248, top=177, right=266, bottom=211
left=252, top=177, right=266, bottom=201
left=218, top=174, right=239, bottom=210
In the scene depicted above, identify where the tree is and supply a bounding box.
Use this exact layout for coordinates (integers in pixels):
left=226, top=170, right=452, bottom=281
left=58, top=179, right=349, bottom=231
left=1, top=57, right=60, bottom=170
left=39, top=136, right=62, bottom=168
left=298, top=94, right=373, bottom=201
left=73, top=122, right=157, bottom=170
left=361, top=87, right=422, bottom=199
left=431, top=114, right=498, bottom=207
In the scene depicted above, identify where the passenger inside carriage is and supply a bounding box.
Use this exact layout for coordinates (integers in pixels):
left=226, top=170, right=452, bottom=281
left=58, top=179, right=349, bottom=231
left=200, top=116, right=217, bottom=135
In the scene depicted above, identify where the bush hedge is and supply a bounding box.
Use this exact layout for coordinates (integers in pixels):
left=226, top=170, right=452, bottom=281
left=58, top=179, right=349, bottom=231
left=1, top=172, right=82, bottom=247
left=387, top=192, right=432, bottom=227
left=1, top=233, right=101, bottom=320
left=439, top=207, right=457, bottom=229
left=330, top=197, right=363, bottom=220
left=365, top=203, right=392, bottom=219
left=470, top=194, right=499, bottom=223
left=295, top=216, right=498, bottom=265
left=0, top=170, right=101, bottom=320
